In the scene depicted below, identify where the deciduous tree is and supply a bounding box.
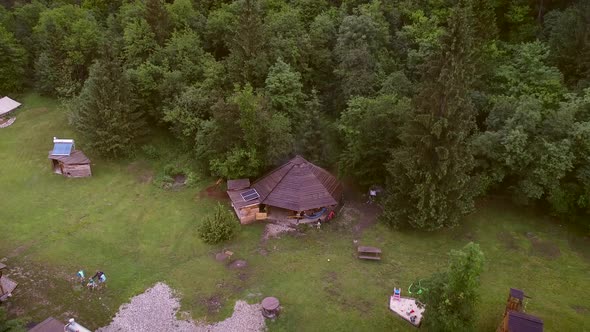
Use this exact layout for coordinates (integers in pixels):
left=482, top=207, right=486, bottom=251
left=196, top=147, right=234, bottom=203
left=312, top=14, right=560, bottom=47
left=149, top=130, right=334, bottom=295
left=421, top=242, right=485, bottom=331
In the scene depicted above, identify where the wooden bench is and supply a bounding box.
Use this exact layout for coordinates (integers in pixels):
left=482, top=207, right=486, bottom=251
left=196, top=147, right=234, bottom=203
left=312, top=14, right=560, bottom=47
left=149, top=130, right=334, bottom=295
left=357, top=246, right=382, bottom=260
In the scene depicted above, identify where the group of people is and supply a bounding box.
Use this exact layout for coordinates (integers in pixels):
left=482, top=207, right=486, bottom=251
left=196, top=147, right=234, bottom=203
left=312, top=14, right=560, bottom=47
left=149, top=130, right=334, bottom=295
left=77, top=270, right=107, bottom=290
left=315, top=210, right=336, bottom=229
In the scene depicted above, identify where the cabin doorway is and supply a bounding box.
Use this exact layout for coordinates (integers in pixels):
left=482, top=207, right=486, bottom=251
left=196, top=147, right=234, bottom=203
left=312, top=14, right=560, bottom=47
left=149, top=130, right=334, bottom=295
left=52, top=160, right=63, bottom=174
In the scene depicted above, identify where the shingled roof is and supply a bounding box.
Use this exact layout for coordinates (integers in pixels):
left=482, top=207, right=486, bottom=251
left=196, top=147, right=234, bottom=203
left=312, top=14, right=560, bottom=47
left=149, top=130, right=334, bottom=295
left=48, top=150, right=90, bottom=164
left=508, top=311, right=544, bottom=332
left=252, top=155, right=342, bottom=211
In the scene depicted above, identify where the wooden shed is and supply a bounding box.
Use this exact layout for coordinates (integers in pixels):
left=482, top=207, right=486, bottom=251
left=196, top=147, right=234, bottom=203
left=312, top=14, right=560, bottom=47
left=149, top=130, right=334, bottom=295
left=48, top=138, right=92, bottom=178
left=227, top=155, right=343, bottom=224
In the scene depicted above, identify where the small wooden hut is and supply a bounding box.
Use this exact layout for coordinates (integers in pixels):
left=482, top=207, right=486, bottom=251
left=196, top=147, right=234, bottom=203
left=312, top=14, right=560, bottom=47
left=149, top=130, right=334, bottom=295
left=48, top=138, right=92, bottom=178
left=498, top=288, right=543, bottom=332
left=227, top=155, right=343, bottom=224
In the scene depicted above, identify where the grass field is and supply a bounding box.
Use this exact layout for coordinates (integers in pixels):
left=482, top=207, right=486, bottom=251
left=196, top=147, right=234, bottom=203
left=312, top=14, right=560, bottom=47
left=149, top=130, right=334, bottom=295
left=0, top=94, right=589, bottom=331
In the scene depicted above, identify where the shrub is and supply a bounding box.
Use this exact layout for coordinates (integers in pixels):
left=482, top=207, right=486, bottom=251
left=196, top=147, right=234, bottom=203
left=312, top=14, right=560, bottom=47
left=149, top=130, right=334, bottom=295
left=0, top=306, right=24, bottom=332
left=154, top=174, right=174, bottom=189
left=198, top=203, right=238, bottom=244
left=163, top=163, right=183, bottom=176
left=141, top=144, right=160, bottom=160
left=420, top=242, right=485, bottom=331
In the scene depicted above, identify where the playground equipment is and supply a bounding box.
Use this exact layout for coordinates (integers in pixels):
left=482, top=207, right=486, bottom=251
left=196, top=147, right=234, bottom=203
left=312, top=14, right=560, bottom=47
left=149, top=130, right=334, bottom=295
left=389, top=287, right=426, bottom=327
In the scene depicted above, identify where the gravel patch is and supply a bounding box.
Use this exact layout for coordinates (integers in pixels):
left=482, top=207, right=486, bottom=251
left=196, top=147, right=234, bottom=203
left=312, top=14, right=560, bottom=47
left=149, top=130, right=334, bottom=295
left=263, top=223, right=295, bottom=240
left=207, top=300, right=265, bottom=332
left=98, top=282, right=265, bottom=332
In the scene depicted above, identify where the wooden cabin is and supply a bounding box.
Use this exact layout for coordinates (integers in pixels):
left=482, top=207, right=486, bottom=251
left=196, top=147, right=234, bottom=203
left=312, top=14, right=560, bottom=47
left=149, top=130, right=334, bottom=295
left=227, top=155, right=343, bottom=224
left=498, top=288, right=543, bottom=332
left=48, top=138, right=92, bottom=178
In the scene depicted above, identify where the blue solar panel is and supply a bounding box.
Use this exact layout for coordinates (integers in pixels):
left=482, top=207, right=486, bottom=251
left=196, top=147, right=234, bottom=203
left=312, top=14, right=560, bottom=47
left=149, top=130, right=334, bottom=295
left=240, top=189, right=260, bottom=202
left=52, top=143, right=73, bottom=156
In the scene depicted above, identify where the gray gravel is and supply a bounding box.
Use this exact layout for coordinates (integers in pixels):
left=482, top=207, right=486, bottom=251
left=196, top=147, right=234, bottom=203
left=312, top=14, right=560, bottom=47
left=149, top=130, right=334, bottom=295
left=98, top=283, right=266, bottom=332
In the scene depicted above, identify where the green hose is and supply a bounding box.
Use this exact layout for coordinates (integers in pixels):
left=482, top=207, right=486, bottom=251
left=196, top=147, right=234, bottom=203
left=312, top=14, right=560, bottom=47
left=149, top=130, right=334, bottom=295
left=408, top=279, right=426, bottom=295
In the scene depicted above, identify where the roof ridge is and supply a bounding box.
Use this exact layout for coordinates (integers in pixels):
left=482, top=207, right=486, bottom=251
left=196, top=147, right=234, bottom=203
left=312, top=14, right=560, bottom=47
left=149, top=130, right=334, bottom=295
left=252, top=159, right=296, bottom=202
left=308, top=162, right=338, bottom=196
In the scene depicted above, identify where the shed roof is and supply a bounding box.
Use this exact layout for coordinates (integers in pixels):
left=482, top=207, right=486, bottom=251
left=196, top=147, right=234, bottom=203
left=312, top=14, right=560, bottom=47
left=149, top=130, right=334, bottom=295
left=227, top=189, right=260, bottom=209
left=0, top=97, right=21, bottom=117
left=227, top=179, right=250, bottom=191
left=252, top=155, right=342, bottom=211
left=508, top=311, right=543, bottom=332
left=48, top=150, right=90, bottom=164
left=29, top=317, right=65, bottom=332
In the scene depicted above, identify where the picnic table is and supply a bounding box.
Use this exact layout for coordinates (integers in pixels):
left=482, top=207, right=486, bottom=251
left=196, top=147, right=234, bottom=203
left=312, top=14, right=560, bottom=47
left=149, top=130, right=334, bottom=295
left=357, top=246, right=382, bottom=260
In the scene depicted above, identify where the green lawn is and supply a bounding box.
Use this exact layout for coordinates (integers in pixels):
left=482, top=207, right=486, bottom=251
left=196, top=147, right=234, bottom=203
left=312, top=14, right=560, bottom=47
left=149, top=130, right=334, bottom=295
left=1, top=94, right=589, bottom=331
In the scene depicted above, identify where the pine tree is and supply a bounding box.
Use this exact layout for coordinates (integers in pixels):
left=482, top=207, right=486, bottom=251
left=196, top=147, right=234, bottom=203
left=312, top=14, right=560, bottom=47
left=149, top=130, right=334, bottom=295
left=68, top=52, right=146, bottom=157
left=382, top=0, right=479, bottom=230
left=299, top=90, right=325, bottom=163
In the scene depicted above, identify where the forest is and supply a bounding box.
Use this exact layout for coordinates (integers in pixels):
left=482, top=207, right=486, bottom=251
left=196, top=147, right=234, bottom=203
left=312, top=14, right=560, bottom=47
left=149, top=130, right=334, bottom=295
left=1, top=0, right=589, bottom=231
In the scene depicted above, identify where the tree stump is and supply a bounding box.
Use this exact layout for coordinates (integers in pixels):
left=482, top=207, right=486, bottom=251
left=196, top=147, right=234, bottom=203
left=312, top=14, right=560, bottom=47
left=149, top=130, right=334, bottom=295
left=261, top=297, right=280, bottom=318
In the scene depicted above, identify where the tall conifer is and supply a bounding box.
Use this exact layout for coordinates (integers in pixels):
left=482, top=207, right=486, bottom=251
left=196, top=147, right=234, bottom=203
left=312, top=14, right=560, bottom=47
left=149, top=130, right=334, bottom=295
left=383, top=0, right=479, bottom=230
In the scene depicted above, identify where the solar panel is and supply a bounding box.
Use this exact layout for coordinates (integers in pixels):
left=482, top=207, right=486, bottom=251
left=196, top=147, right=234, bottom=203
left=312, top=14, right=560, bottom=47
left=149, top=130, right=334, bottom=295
left=240, top=189, right=260, bottom=202
left=52, top=142, right=73, bottom=156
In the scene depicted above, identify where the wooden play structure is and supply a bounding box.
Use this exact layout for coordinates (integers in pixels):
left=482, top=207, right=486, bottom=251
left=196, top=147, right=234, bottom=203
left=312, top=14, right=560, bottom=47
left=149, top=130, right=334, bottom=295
left=357, top=246, right=382, bottom=260
left=498, top=288, right=543, bottom=332
left=389, top=288, right=425, bottom=327
left=0, top=262, right=18, bottom=302
left=227, top=156, right=343, bottom=224
left=48, top=138, right=91, bottom=178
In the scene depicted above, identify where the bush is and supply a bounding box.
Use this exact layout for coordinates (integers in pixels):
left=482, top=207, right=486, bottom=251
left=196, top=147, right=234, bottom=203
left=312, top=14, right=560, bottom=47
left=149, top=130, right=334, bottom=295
left=163, top=163, right=182, bottom=176
left=154, top=174, right=174, bottom=189
left=0, top=306, right=25, bottom=332
left=141, top=144, right=160, bottom=160
left=198, top=203, right=238, bottom=244
left=153, top=163, right=199, bottom=189
left=420, top=242, right=485, bottom=331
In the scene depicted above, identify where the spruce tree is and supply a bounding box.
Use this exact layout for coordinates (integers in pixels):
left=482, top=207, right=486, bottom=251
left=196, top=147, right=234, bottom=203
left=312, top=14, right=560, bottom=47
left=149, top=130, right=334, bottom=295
left=68, top=53, right=146, bottom=157
left=382, top=0, right=479, bottom=230
left=299, top=90, right=325, bottom=164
